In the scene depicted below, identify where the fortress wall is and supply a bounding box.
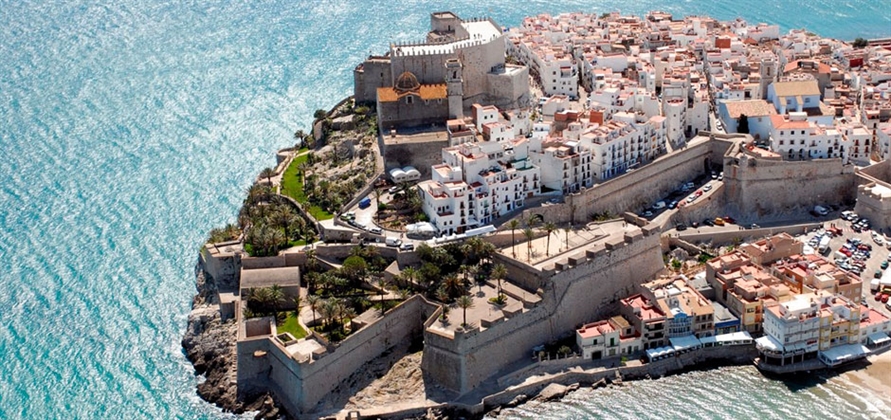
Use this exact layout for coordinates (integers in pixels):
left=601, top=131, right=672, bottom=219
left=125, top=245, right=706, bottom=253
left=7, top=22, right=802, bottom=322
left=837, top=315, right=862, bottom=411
left=491, top=252, right=546, bottom=292
left=389, top=53, right=452, bottom=87
left=354, top=59, right=392, bottom=105
left=567, top=137, right=730, bottom=223
left=236, top=336, right=274, bottom=398
left=292, top=296, right=438, bottom=411
left=423, top=232, right=663, bottom=395
left=485, top=65, right=530, bottom=109
left=459, top=38, right=505, bottom=99
left=676, top=222, right=822, bottom=246
left=722, top=156, right=856, bottom=218
left=200, top=247, right=240, bottom=290
left=547, top=233, right=663, bottom=334
left=241, top=255, right=287, bottom=270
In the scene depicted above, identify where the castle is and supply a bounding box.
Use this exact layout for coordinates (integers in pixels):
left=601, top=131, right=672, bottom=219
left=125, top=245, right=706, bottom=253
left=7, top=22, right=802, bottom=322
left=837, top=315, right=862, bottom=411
left=353, top=12, right=530, bottom=130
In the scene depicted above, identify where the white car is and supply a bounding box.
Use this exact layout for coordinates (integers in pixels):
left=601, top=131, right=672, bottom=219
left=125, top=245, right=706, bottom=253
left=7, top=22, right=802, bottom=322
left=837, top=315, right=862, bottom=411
left=652, top=201, right=666, bottom=210
left=703, top=183, right=712, bottom=192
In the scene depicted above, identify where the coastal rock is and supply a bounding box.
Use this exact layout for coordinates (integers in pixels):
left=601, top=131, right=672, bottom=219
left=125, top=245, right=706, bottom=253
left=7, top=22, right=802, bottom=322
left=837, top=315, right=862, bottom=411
left=535, top=383, right=568, bottom=402
left=506, top=394, right=527, bottom=407
left=182, top=268, right=291, bottom=419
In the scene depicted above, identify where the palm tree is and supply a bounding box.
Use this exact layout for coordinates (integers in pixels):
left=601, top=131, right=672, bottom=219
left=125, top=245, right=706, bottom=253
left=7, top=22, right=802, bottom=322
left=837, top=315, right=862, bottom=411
left=444, top=274, right=463, bottom=299
left=401, top=266, right=418, bottom=289
left=260, top=167, right=276, bottom=186
left=249, top=287, right=273, bottom=316
left=542, top=221, right=557, bottom=257
left=508, top=219, right=520, bottom=258
left=342, top=307, right=358, bottom=331
left=523, top=228, right=534, bottom=261
left=269, top=284, right=285, bottom=321
left=563, top=226, right=571, bottom=250
left=456, top=295, right=474, bottom=328
left=306, top=295, right=320, bottom=327
left=492, top=264, right=508, bottom=301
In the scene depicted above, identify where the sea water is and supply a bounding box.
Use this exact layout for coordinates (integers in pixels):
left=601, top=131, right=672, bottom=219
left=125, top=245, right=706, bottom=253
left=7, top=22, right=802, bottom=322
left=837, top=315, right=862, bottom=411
left=0, top=1, right=888, bottom=418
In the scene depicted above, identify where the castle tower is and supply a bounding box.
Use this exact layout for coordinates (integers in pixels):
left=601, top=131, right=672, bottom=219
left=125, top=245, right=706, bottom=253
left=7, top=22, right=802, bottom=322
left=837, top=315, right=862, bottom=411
left=445, top=59, right=464, bottom=119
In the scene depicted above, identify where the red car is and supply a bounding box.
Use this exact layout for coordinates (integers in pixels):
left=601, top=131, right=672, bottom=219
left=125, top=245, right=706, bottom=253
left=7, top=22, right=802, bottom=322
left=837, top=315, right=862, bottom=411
left=695, top=190, right=703, bottom=197
left=723, top=216, right=736, bottom=224
left=883, top=295, right=890, bottom=304
left=877, top=292, right=883, bottom=301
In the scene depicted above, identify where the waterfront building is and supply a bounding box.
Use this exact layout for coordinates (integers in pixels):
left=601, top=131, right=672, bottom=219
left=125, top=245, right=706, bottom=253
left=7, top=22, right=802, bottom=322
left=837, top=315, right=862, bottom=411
left=757, top=291, right=863, bottom=367
left=620, top=294, right=667, bottom=350
left=576, top=315, right=642, bottom=360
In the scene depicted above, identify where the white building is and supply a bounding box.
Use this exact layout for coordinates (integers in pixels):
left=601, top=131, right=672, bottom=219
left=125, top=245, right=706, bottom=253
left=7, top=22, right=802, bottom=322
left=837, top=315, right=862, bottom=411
left=576, top=315, right=642, bottom=360
left=769, top=113, right=842, bottom=160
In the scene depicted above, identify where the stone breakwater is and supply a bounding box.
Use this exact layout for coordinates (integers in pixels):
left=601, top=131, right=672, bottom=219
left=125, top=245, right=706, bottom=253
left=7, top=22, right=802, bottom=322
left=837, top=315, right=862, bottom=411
left=181, top=266, right=290, bottom=419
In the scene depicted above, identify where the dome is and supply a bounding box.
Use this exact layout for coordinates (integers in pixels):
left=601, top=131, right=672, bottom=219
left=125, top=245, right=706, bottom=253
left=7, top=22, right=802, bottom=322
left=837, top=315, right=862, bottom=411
left=394, top=71, right=421, bottom=93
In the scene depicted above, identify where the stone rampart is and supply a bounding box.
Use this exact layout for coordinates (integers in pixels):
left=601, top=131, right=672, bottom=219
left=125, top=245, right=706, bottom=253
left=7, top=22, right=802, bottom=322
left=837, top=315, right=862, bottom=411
left=422, top=231, right=663, bottom=395
left=723, top=152, right=856, bottom=218
left=676, top=222, right=821, bottom=245
left=237, top=296, right=439, bottom=414
left=566, top=136, right=733, bottom=223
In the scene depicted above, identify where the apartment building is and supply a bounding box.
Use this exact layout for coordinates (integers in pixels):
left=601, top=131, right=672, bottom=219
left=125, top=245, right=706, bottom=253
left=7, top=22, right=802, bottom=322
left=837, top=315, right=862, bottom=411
left=576, top=315, right=642, bottom=360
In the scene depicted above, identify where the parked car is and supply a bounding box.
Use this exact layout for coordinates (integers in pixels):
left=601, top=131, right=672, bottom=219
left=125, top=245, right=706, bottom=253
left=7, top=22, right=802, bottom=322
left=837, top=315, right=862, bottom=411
left=676, top=224, right=688, bottom=231
left=652, top=201, right=666, bottom=210
left=642, top=210, right=654, bottom=218
left=703, top=219, right=715, bottom=227
left=399, top=242, right=415, bottom=251
left=369, top=226, right=382, bottom=234
left=691, top=221, right=699, bottom=228
left=711, top=171, right=717, bottom=180
left=882, top=261, right=889, bottom=270
left=714, top=217, right=725, bottom=226
left=388, top=186, right=400, bottom=194
left=668, top=200, right=678, bottom=209
left=723, top=216, right=736, bottom=224
left=703, top=183, right=712, bottom=192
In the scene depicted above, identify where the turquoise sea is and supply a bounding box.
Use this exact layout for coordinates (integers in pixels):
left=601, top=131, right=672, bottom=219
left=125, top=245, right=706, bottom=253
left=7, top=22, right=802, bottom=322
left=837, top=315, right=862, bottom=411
left=0, top=1, right=888, bottom=418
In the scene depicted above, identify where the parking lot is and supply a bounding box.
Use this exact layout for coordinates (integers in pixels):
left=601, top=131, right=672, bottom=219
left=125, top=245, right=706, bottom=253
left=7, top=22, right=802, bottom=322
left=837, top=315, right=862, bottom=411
left=794, top=215, right=891, bottom=318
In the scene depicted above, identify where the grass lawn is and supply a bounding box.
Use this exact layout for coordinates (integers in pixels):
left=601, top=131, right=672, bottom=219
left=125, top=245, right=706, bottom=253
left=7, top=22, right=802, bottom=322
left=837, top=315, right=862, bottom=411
left=280, top=154, right=334, bottom=221
left=277, top=312, right=308, bottom=340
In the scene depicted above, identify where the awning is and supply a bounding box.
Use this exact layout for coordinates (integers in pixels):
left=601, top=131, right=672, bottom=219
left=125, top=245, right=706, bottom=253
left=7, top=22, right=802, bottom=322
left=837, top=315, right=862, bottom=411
left=820, top=344, right=871, bottom=366
left=670, top=335, right=702, bottom=351
left=867, top=332, right=891, bottom=346
left=716, top=331, right=753, bottom=344
left=646, top=346, right=676, bottom=359
left=756, top=335, right=783, bottom=352
left=700, top=336, right=717, bottom=345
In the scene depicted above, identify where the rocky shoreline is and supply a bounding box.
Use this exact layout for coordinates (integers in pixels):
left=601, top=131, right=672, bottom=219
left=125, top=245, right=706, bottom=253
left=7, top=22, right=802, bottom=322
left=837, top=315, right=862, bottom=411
left=181, top=264, right=291, bottom=419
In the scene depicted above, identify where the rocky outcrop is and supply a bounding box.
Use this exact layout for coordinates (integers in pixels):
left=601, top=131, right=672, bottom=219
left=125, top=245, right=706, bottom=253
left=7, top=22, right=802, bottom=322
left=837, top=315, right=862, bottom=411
left=182, top=266, right=289, bottom=419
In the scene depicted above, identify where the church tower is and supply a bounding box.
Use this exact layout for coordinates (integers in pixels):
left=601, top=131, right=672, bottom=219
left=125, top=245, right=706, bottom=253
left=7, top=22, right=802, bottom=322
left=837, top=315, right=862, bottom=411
left=445, top=58, right=464, bottom=119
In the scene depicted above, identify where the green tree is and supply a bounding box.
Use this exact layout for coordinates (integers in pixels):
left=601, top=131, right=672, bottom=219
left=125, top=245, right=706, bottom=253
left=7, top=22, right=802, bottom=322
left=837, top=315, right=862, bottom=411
left=737, top=114, right=749, bottom=134
left=401, top=266, right=419, bottom=289
left=456, top=295, right=474, bottom=328
left=342, top=255, right=368, bottom=282
left=444, top=274, right=463, bottom=300
left=852, top=37, right=868, bottom=48
left=249, top=287, right=273, bottom=316
left=314, top=109, right=328, bottom=120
